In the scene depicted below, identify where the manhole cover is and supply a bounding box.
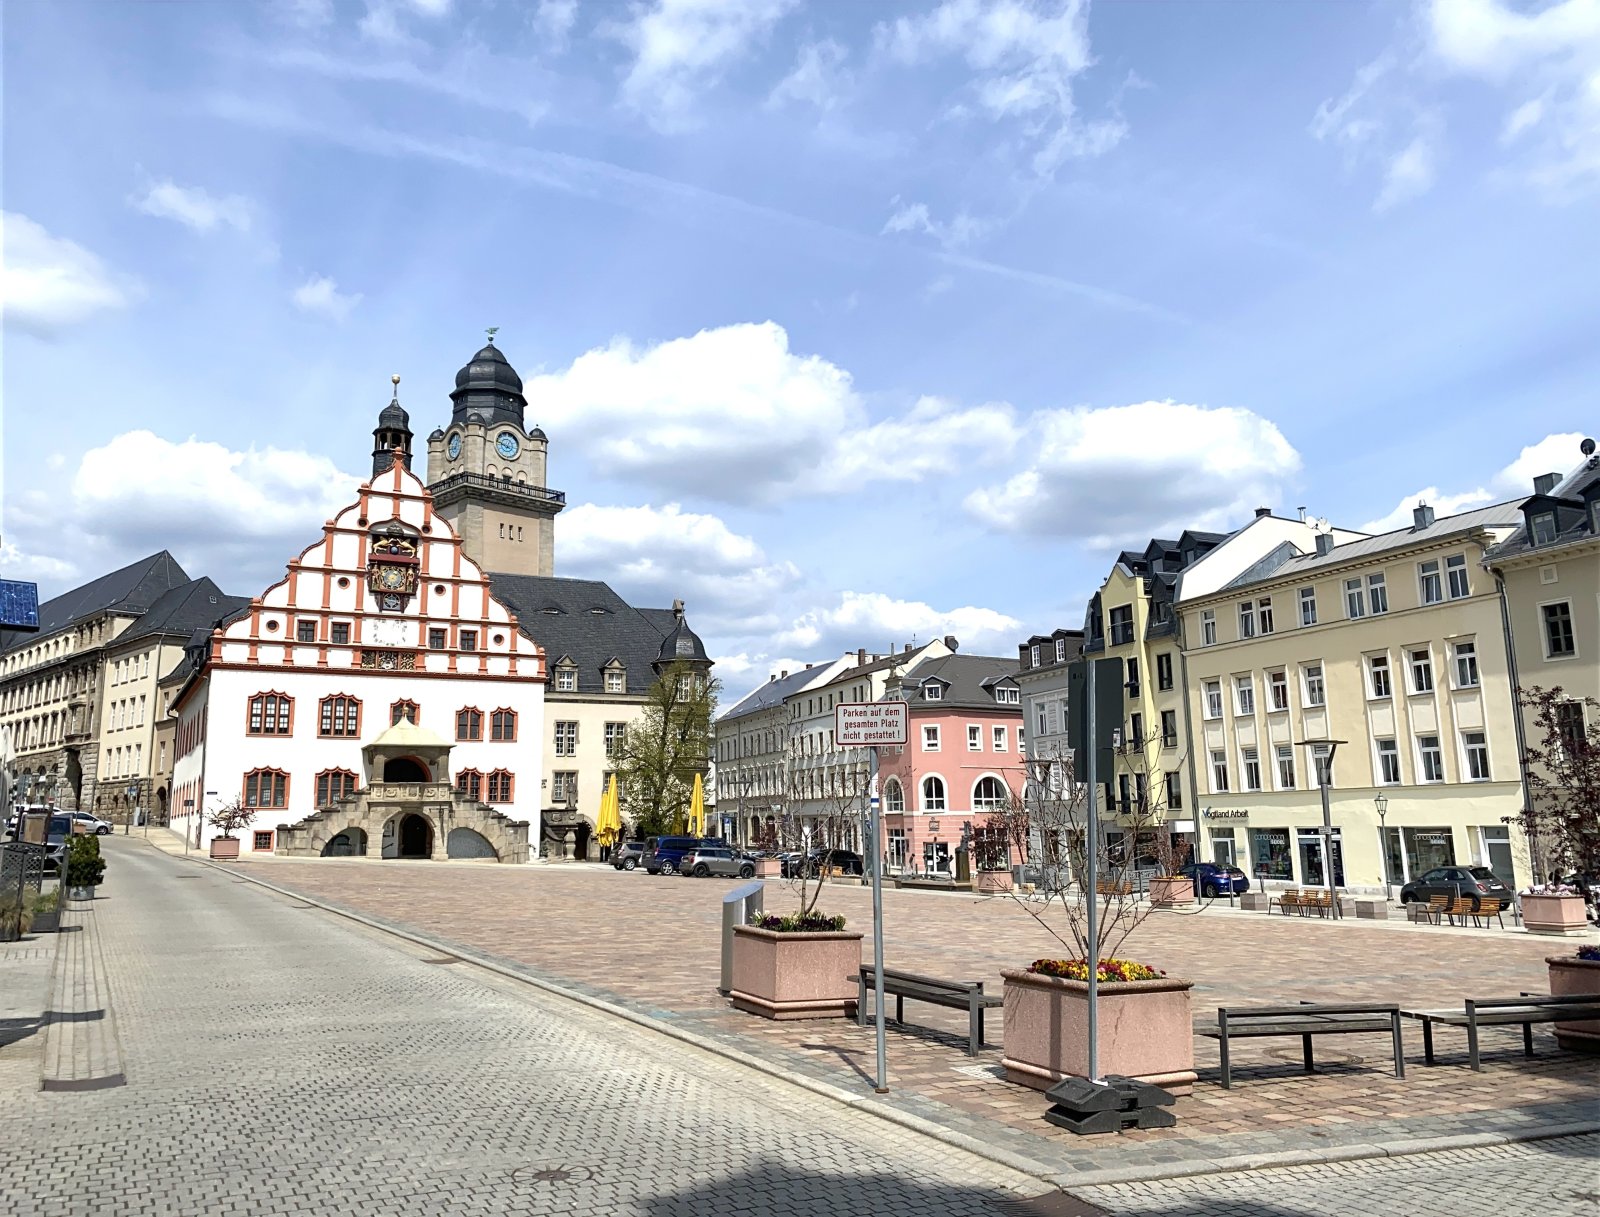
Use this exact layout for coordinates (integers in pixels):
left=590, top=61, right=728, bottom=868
left=510, top=1165, right=596, bottom=1185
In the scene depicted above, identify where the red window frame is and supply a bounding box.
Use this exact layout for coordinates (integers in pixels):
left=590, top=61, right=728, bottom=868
left=246, top=693, right=293, bottom=736
left=456, top=707, right=483, bottom=741
left=315, top=768, right=358, bottom=807
left=243, top=768, right=289, bottom=809
left=318, top=694, right=361, bottom=738
left=252, top=830, right=275, bottom=852
left=456, top=768, right=482, bottom=800
left=486, top=769, right=514, bottom=802
left=490, top=708, right=517, bottom=741
left=391, top=699, right=419, bottom=726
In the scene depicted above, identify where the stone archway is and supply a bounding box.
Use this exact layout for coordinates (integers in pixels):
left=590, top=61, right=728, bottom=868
left=398, top=813, right=433, bottom=858
left=322, top=827, right=368, bottom=857
left=383, top=756, right=431, bottom=782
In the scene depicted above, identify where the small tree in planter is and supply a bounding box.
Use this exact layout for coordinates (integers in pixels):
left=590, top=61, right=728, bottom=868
left=991, top=744, right=1199, bottom=1093
left=1515, top=686, right=1599, bottom=935
left=64, top=833, right=106, bottom=899
left=207, top=799, right=256, bottom=861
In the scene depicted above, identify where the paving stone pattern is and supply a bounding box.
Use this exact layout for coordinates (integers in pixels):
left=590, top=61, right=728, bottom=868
left=236, top=857, right=1600, bottom=1177
left=1078, top=1134, right=1600, bottom=1216
left=40, top=899, right=126, bottom=1090
left=0, top=841, right=1053, bottom=1217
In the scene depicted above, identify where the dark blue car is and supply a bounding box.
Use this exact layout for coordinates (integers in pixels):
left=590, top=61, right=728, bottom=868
left=646, top=835, right=729, bottom=875
left=1179, top=862, right=1249, bottom=898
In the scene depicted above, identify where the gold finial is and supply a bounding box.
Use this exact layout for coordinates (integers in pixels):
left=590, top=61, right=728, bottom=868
left=391, top=374, right=401, bottom=386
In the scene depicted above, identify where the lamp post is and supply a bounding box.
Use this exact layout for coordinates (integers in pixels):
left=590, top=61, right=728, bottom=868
left=126, top=782, right=138, bottom=835
left=1374, top=794, right=1390, bottom=905
left=1296, top=738, right=1346, bottom=918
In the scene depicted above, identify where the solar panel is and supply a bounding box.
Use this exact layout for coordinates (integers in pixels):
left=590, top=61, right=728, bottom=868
left=0, top=579, right=40, bottom=632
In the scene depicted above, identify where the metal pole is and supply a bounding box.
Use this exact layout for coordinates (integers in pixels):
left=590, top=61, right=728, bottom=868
left=1319, top=749, right=1338, bottom=918
left=1085, top=658, right=1100, bottom=1085
left=869, top=746, right=887, bottom=1093
left=1377, top=808, right=1389, bottom=904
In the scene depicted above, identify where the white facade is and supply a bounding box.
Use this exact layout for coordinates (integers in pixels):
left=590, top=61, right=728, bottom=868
left=168, top=459, right=547, bottom=856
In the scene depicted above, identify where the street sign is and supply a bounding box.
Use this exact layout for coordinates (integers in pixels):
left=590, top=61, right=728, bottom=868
left=835, top=700, right=908, bottom=746
left=1066, top=657, right=1125, bottom=775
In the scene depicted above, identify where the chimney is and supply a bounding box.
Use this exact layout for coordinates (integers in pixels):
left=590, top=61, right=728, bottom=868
left=1315, top=532, right=1334, bottom=557
left=943, top=635, right=958, bottom=651
left=804, top=662, right=812, bottom=669
left=857, top=647, right=866, bottom=665
left=672, top=597, right=685, bottom=618
left=1297, top=506, right=1307, bottom=522
left=1255, top=506, right=1271, bottom=519
left=1534, top=471, right=1560, bottom=495
left=1412, top=503, right=1435, bottom=531
left=904, top=643, right=913, bottom=653
left=768, top=673, right=775, bottom=682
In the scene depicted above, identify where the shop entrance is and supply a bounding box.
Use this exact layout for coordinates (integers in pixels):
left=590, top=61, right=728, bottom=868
left=1297, top=827, right=1345, bottom=886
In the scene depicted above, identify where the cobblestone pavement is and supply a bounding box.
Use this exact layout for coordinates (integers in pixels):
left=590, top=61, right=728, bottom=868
left=1078, top=1134, right=1600, bottom=1215
left=230, top=854, right=1600, bottom=1176
left=0, top=840, right=1054, bottom=1217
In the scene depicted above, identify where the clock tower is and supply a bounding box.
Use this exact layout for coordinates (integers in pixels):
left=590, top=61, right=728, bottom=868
left=423, top=333, right=563, bottom=577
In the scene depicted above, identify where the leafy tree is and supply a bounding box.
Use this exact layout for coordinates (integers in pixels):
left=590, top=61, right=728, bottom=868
left=616, top=661, right=718, bottom=838
left=1516, top=685, right=1600, bottom=882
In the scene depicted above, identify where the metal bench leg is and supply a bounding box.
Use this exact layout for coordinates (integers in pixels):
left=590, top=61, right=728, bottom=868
left=1219, top=1028, right=1231, bottom=1089
left=1523, top=1021, right=1534, bottom=1058
left=968, top=996, right=980, bottom=1057
left=1391, top=1011, right=1405, bottom=1079
left=896, top=994, right=903, bottom=1024
left=1422, top=1019, right=1435, bottom=1065
left=1467, top=1007, right=1481, bottom=1072
left=857, top=973, right=867, bottom=1028
left=1303, top=1033, right=1314, bottom=1074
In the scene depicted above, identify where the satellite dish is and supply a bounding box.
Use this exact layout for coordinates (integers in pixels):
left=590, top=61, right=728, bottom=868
left=1582, top=437, right=1596, bottom=456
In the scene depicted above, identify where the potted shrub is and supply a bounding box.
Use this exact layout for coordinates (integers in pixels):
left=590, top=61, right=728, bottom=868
left=207, top=799, right=256, bottom=861
left=0, top=894, right=32, bottom=941
left=993, top=746, right=1200, bottom=1093
left=28, top=888, right=60, bottom=934
left=64, top=833, right=105, bottom=901
left=1514, top=686, right=1599, bottom=935
left=1548, top=944, right=1600, bottom=1053
left=974, top=825, right=1014, bottom=895
left=1521, top=882, right=1591, bottom=936
left=728, top=788, right=862, bottom=1020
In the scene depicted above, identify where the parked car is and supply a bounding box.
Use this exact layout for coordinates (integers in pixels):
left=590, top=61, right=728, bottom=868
left=69, top=811, right=114, bottom=836
left=680, top=847, right=756, bottom=879
left=1400, top=865, right=1514, bottom=909
left=787, top=848, right=863, bottom=878
left=1178, top=862, right=1250, bottom=898
left=645, top=836, right=728, bottom=875
left=611, top=841, right=648, bottom=871
left=42, top=814, right=73, bottom=872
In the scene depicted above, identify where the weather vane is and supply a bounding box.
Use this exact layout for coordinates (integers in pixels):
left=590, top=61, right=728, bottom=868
left=486, top=325, right=499, bottom=344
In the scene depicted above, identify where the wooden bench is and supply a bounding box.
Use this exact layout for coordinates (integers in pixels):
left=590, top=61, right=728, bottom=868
left=1443, top=897, right=1509, bottom=928
left=1196, top=1002, right=1405, bottom=1088
left=1268, top=889, right=1335, bottom=917
left=856, top=966, right=1002, bottom=1058
left=1095, top=879, right=1132, bottom=896
left=1403, top=996, right=1600, bottom=1071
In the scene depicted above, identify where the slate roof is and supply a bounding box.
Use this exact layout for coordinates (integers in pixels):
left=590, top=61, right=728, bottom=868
left=1219, top=501, right=1523, bottom=593
left=0, top=551, right=191, bottom=654
left=1487, top=453, right=1600, bottom=561
left=114, top=578, right=249, bottom=647
left=719, top=658, right=855, bottom=722
left=896, top=653, right=1021, bottom=712
left=487, top=574, right=696, bottom=696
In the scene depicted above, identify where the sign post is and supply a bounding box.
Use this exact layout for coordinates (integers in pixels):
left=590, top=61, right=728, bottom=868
left=835, top=699, right=907, bottom=1094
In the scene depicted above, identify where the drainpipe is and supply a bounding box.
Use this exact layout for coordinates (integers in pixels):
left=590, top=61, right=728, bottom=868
left=1493, top=567, right=1537, bottom=895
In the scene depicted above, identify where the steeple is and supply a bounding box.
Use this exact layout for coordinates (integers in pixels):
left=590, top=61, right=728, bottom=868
left=372, top=375, right=413, bottom=478
left=449, top=328, right=527, bottom=429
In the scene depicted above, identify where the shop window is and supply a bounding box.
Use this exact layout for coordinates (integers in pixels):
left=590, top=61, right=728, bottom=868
left=1249, top=827, right=1293, bottom=881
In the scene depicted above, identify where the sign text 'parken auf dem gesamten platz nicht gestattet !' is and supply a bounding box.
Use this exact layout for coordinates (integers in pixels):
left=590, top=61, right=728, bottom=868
left=835, top=701, right=908, bottom=746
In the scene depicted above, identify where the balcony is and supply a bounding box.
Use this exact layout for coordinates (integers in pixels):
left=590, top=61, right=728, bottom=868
left=428, top=471, right=566, bottom=507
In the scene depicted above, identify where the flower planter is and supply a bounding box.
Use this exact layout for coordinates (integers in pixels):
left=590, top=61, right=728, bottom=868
left=1147, top=876, right=1195, bottom=909
left=1001, top=969, right=1196, bottom=1095
left=1547, top=956, right=1600, bottom=1053
left=209, top=837, right=241, bottom=861
left=29, top=905, right=60, bottom=933
left=976, top=870, right=1014, bottom=895
left=754, top=857, right=781, bottom=878
left=729, top=925, right=862, bottom=1020
left=65, top=885, right=97, bottom=904
left=1521, top=893, right=1589, bottom=936
left=1239, top=892, right=1271, bottom=912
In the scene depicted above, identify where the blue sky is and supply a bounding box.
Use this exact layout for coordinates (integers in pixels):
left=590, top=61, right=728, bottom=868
left=3, top=0, right=1596, bottom=700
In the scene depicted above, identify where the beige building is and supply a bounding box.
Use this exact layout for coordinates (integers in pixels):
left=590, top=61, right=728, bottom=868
left=1176, top=502, right=1527, bottom=894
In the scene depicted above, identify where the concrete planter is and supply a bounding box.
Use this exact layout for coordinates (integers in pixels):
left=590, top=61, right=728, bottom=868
left=1240, top=892, right=1270, bottom=912
left=1522, top=893, right=1590, bottom=936
left=65, top=885, right=97, bottom=904
left=1001, top=969, right=1197, bottom=1095
left=729, top=925, right=862, bottom=1020
left=1354, top=899, right=1389, bottom=920
left=976, top=870, right=1014, bottom=895
left=1547, top=956, right=1600, bottom=1053
left=754, top=857, right=781, bottom=878
left=209, top=837, right=241, bottom=861
left=1147, top=876, right=1195, bottom=909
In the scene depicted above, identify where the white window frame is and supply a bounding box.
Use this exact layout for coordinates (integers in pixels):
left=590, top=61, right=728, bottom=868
left=555, top=667, right=577, bottom=692
left=1409, top=647, right=1434, bottom=694
left=1419, top=559, right=1443, bottom=606
left=1054, top=638, right=1066, bottom=663
left=1375, top=738, right=1401, bottom=785
left=1417, top=734, right=1445, bottom=783
left=1368, top=654, right=1392, bottom=699
left=1275, top=744, right=1296, bottom=790
left=1540, top=599, right=1577, bottom=660
left=1201, top=610, right=1216, bottom=646
left=993, top=725, right=1008, bottom=752
left=1210, top=749, right=1230, bottom=793
left=1030, top=644, right=1041, bottom=667
left=1241, top=745, right=1261, bottom=792
left=1257, top=597, right=1274, bottom=635
left=923, top=683, right=943, bottom=701
left=921, top=774, right=946, bottom=812
left=1367, top=572, right=1388, bottom=614
left=1234, top=675, right=1254, bottom=716
left=922, top=724, right=941, bottom=752
left=1345, top=577, right=1365, bottom=619
left=1445, top=553, right=1470, bottom=600
left=1302, top=663, right=1326, bottom=707
left=1204, top=680, right=1223, bottom=719
left=1462, top=730, right=1490, bottom=781
left=1268, top=669, right=1289, bottom=712
left=1298, top=587, right=1317, bottom=626
left=967, top=725, right=982, bottom=752
left=1453, top=639, right=1479, bottom=688
left=1238, top=601, right=1256, bottom=639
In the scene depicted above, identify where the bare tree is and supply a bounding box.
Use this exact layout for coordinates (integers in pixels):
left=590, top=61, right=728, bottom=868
left=764, top=762, right=869, bottom=923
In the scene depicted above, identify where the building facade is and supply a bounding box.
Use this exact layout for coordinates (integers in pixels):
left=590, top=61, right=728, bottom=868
left=1176, top=502, right=1527, bottom=894
left=1015, top=628, right=1085, bottom=775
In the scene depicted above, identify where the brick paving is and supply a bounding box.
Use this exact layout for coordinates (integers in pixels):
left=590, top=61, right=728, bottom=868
left=229, top=856, right=1600, bottom=1175
left=40, top=898, right=126, bottom=1090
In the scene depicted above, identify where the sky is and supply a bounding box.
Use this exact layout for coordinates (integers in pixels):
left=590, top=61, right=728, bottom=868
left=2, top=0, right=1597, bottom=704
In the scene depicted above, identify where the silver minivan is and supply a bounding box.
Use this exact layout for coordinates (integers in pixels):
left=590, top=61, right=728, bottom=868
left=680, top=848, right=756, bottom=879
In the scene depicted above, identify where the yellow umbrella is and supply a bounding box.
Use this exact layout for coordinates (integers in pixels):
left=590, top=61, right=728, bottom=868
left=688, top=772, right=705, bottom=837
left=597, top=775, right=620, bottom=846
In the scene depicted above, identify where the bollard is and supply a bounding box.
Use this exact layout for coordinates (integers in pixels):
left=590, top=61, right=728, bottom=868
left=719, top=880, right=765, bottom=995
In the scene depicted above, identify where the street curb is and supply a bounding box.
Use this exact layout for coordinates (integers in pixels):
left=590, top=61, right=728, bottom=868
left=157, top=842, right=1600, bottom=1191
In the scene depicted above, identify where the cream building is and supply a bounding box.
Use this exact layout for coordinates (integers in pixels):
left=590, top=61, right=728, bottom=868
left=1177, top=502, right=1527, bottom=895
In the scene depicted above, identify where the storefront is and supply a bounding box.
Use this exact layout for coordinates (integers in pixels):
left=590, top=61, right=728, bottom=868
left=1248, top=825, right=1294, bottom=881
left=1297, top=826, right=1345, bottom=886
left=1382, top=825, right=1457, bottom=886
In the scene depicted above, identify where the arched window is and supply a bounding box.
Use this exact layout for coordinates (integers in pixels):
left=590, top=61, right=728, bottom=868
left=921, top=775, right=946, bottom=812
left=456, top=707, right=483, bottom=741
left=486, top=770, right=514, bottom=802
left=973, top=775, right=1009, bottom=812
left=456, top=768, right=482, bottom=800
left=243, top=769, right=288, bottom=809
left=883, top=778, right=904, bottom=815
left=490, top=708, right=517, bottom=741
left=390, top=700, right=419, bottom=726
left=319, top=694, right=361, bottom=738
left=315, top=769, right=358, bottom=807
left=246, top=692, right=292, bottom=735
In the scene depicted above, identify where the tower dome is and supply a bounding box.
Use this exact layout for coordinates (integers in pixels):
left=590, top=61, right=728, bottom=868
left=372, top=375, right=413, bottom=478
left=450, top=331, right=526, bottom=429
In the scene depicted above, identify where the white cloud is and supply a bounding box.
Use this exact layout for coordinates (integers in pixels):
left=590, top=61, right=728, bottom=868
left=881, top=198, right=992, bottom=248
left=292, top=274, right=362, bottom=320
left=1358, top=431, right=1587, bottom=532
left=0, top=212, right=141, bottom=338
left=4, top=430, right=361, bottom=596
left=964, top=400, right=1302, bottom=544
left=767, top=38, right=849, bottom=110
left=131, top=178, right=253, bottom=234
left=1310, top=52, right=1396, bottom=148
left=359, top=0, right=451, bottom=44
left=1501, top=94, right=1548, bottom=142
left=775, top=590, right=1021, bottom=658
left=533, top=0, right=578, bottom=49
left=1373, top=131, right=1440, bottom=211
left=525, top=321, right=1018, bottom=503
left=605, top=0, right=798, bottom=131
left=275, top=0, right=334, bottom=27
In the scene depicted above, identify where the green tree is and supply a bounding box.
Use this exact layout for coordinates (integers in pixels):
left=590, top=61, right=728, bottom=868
left=616, top=660, right=718, bottom=838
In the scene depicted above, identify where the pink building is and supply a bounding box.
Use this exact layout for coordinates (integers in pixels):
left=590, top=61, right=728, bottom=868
left=876, top=654, right=1025, bottom=876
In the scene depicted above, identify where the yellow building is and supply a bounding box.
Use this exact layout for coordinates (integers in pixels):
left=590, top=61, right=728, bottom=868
left=1176, top=502, right=1528, bottom=895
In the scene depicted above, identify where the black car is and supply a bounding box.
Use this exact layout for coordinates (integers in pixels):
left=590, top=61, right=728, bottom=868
left=1178, top=862, right=1250, bottom=898
left=1400, top=865, right=1513, bottom=908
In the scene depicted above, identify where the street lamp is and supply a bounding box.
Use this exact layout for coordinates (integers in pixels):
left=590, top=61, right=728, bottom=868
left=126, top=782, right=139, bottom=835
left=1295, top=738, right=1347, bottom=918
left=1373, top=794, right=1391, bottom=905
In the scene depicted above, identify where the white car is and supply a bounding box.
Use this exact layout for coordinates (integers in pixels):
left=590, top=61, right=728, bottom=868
left=69, top=811, right=114, bottom=836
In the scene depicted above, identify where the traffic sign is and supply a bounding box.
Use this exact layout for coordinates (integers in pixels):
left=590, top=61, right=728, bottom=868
left=835, top=700, right=908, bottom=746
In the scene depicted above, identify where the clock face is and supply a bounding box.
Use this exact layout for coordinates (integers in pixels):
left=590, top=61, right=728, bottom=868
left=381, top=594, right=403, bottom=613
left=378, top=567, right=408, bottom=591
left=495, top=431, right=520, bottom=460
left=447, top=433, right=462, bottom=460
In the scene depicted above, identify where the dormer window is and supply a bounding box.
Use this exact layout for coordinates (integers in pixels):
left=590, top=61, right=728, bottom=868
left=1029, top=644, right=1041, bottom=667
left=923, top=683, right=943, bottom=701
left=604, top=668, right=625, bottom=694
left=996, top=686, right=1019, bottom=705
left=554, top=663, right=577, bottom=692
left=1531, top=512, right=1557, bottom=546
